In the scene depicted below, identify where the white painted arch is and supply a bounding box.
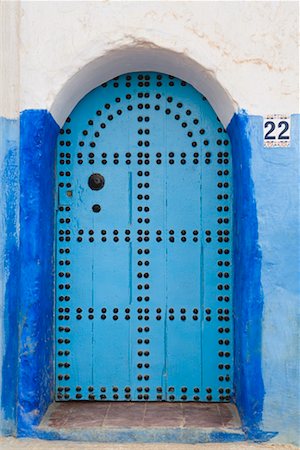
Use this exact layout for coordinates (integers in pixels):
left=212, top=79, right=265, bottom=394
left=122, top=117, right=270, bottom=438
left=50, top=46, right=238, bottom=128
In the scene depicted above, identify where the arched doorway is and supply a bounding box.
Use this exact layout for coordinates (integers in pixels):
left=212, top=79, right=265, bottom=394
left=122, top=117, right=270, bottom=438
left=55, top=72, right=233, bottom=403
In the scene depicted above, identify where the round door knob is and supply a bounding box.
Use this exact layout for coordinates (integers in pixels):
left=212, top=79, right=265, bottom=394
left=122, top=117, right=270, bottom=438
left=88, top=173, right=105, bottom=190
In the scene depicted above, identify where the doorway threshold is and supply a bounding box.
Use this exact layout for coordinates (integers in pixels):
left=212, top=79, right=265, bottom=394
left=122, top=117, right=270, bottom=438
left=36, top=402, right=245, bottom=443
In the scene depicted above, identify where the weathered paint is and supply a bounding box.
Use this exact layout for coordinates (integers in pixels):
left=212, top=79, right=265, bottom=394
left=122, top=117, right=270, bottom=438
left=228, top=112, right=300, bottom=443
left=17, top=2, right=298, bottom=120
left=15, top=103, right=237, bottom=434
left=0, top=117, right=19, bottom=436
left=18, top=110, right=59, bottom=436
left=0, top=0, right=299, bottom=443
left=2, top=104, right=299, bottom=441
left=32, top=426, right=246, bottom=443
left=251, top=114, right=300, bottom=445
left=228, top=112, right=270, bottom=440
left=0, top=107, right=299, bottom=444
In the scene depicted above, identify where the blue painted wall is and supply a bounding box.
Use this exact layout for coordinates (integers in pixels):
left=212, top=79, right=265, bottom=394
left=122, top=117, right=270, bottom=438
left=250, top=114, right=300, bottom=444
left=228, top=113, right=300, bottom=444
left=227, top=112, right=267, bottom=440
left=0, top=117, right=20, bottom=436
left=18, top=111, right=59, bottom=436
left=0, top=110, right=299, bottom=444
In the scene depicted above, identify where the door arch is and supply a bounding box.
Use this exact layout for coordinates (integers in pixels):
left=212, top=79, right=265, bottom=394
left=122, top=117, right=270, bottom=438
left=55, top=72, right=233, bottom=402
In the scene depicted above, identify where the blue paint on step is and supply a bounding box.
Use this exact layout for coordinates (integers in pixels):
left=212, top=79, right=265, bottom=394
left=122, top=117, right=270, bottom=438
left=33, top=425, right=246, bottom=443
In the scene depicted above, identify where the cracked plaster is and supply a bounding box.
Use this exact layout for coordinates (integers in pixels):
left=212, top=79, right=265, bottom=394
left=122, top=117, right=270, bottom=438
left=1, top=0, right=295, bottom=122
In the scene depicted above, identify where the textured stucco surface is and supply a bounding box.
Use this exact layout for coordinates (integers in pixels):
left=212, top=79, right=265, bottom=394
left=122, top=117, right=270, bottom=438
left=1, top=1, right=299, bottom=120
left=0, top=1, right=19, bottom=118
left=250, top=114, right=300, bottom=444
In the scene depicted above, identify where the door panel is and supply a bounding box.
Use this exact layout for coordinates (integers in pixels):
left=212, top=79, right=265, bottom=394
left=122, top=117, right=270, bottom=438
left=55, top=72, right=233, bottom=402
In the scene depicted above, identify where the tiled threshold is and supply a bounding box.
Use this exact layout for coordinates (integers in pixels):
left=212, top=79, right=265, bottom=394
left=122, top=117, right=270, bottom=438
left=37, top=402, right=245, bottom=443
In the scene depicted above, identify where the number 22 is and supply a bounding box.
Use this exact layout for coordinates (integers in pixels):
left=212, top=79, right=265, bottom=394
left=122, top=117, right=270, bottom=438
left=264, top=120, right=290, bottom=140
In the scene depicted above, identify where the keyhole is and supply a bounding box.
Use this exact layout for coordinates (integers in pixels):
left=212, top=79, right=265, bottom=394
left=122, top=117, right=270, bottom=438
left=88, top=173, right=105, bottom=190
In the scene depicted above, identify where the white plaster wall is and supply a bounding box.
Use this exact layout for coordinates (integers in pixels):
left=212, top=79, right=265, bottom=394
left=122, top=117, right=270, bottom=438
left=16, top=1, right=299, bottom=125
left=0, top=1, right=20, bottom=118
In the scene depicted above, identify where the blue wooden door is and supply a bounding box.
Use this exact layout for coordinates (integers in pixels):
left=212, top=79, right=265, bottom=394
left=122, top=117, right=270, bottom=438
left=55, top=72, right=233, bottom=402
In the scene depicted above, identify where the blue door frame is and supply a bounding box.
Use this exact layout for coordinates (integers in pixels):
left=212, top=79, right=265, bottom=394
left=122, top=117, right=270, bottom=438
left=14, top=82, right=268, bottom=439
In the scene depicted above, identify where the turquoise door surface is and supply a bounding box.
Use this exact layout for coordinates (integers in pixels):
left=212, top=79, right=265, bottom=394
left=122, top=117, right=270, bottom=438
left=55, top=72, right=233, bottom=402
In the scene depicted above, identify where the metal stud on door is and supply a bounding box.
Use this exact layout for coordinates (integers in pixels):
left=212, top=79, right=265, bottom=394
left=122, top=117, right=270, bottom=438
left=55, top=72, right=233, bottom=402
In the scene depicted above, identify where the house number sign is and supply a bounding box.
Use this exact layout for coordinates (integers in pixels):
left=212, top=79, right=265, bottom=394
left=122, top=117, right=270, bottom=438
left=263, top=115, right=291, bottom=148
